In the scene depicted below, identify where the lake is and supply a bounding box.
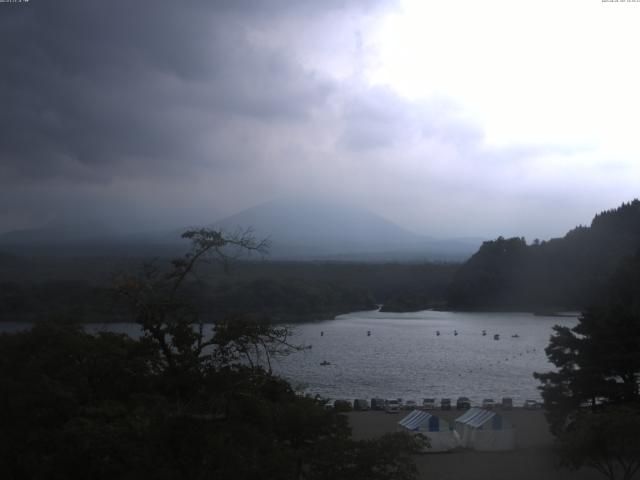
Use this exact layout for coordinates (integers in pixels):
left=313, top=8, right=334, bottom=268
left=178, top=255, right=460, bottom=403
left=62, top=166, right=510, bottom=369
left=0, top=309, right=577, bottom=405
left=271, top=309, right=578, bottom=405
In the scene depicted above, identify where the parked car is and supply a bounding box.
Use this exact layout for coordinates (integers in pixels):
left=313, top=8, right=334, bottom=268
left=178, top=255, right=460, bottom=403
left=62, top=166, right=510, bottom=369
left=524, top=399, right=541, bottom=409
left=501, top=397, right=513, bottom=410
left=324, top=399, right=336, bottom=410
left=353, top=398, right=370, bottom=411
left=422, top=398, right=436, bottom=409
left=404, top=400, right=418, bottom=410
left=456, top=397, right=471, bottom=409
left=371, top=398, right=386, bottom=411
left=482, top=398, right=495, bottom=409
left=440, top=398, right=452, bottom=410
left=385, top=399, right=400, bottom=413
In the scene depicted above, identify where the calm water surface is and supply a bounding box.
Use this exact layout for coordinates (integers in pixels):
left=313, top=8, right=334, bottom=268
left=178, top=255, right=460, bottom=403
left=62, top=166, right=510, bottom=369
left=271, top=309, right=578, bottom=404
left=0, top=310, right=577, bottom=405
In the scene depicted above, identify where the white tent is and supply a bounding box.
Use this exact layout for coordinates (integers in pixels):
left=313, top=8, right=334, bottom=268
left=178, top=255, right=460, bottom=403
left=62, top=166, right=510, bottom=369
left=397, top=410, right=459, bottom=452
left=454, top=408, right=515, bottom=451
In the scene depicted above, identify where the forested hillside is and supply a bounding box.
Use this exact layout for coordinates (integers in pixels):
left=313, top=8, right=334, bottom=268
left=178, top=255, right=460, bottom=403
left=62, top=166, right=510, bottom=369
left=0, top=258, right=457, bottom=323
left=447, top=200, right=640, bottom=310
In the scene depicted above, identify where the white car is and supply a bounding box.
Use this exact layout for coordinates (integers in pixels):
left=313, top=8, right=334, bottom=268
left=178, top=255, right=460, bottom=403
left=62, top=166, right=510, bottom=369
left=422, top=398, right=436, bottom=409
left=385, top=399, right=400, bottom=413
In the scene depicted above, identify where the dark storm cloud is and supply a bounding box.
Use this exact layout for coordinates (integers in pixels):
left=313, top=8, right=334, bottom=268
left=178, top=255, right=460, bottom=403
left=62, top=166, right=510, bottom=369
left=0, top=0, right=340, bottom=185
left=1, top=0, right=604, bottom=239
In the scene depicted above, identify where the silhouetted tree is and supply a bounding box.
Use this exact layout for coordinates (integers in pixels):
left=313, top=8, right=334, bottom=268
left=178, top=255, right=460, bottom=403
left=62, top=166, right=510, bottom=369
left=556, top=406, right=640, bottom=480
left=0, top=228, right=422, bottom=480
left=535, top=251, right=640, bottom=432
left=535, top=251, right=640, bottom=479
left=114, top=228, right=271, bottom=371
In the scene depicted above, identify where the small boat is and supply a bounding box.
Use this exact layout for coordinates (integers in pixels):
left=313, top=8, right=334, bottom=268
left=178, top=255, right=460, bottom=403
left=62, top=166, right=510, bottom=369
left=436, top=330, right=440, bottom=336
left=367, top=330, right=371, bottom=336
left=320, top=331, right=324, bottom=336
left=320, top=360, right=331, bottom=366
left=512, top=334, right=520, bottom=338
left=482, top=330, right=487, bottom=336
left=493, top=334, right=500, bottom=340
left=454, top=330, right=458, bottom=336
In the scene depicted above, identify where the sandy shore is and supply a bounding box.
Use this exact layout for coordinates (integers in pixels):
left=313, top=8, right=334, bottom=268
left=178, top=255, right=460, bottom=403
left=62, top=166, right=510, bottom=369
left=347, top=409, right=600, bottom=480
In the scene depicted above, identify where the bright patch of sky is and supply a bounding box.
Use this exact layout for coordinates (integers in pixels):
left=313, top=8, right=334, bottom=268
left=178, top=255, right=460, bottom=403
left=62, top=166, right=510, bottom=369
left=368, top=0, right=640, bottom=151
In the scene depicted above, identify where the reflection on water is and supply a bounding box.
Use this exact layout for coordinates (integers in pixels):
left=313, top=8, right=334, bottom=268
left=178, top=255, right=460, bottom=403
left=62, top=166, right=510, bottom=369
left=0, top=309, right=577, bottom=404
left=271, top=310, right=578, bottom=404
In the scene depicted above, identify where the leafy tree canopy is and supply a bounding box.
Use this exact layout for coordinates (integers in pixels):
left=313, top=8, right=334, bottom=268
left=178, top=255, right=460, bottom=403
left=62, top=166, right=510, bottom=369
left=535, top=250, right=640, bottom=432
left=556, top=406, right=640, bottom=480
left=535, top=249, right=640, bottom=480
left=0, top=229, right=421, bottom=480
left=449, top=200, right=640, bottom=310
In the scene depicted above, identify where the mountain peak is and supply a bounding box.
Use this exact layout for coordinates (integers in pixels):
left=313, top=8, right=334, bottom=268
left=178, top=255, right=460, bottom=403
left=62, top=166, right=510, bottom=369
left=213, top=197, right=424, bottom=253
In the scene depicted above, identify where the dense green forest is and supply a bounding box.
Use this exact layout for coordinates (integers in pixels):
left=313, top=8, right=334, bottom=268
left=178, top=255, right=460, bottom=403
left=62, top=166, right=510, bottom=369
left=448, top=200, right=640, bottom=311
left=0, top=256, right=457, bottom=322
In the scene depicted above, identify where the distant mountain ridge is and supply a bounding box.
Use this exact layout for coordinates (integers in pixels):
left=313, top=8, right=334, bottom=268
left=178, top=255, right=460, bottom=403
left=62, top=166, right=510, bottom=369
left=214, top=197, right=422, bottom=247
left=447, top=199, right=640, bottom=310
left=211, top=197, right=480, bottom=260
left=0, top=197, right=481, bottom=261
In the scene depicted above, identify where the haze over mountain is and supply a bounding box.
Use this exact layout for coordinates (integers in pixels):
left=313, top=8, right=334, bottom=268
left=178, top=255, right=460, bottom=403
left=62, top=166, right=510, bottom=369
left=0, top=197, right=481, bottom=261
left=212, top=197, right=482, bottom=260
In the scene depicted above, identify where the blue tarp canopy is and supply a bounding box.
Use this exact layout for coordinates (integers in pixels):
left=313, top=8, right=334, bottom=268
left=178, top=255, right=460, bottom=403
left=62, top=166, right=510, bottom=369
left=397, top=410, right=458, bottom=452
left=398, top=410, right=441, bottom=432
left=454, top=407, right=515, bottom=451
left=455, top=407, right=503, bottom=429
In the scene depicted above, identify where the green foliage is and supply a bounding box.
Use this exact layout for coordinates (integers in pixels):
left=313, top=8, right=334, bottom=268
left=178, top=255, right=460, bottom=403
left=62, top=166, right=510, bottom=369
left=0, top=322, right=159, bottom=479
left=536, top=249, right=640, bottom=479
left=449, top=200, right=640, bottom=310
left=207, top=277, right=377, bottom=321
left=0, top=260, right=458, bottom=322
left=0, top=280, right=118, bottom=321
left=0, top=228, right=420, bottom=480
left=556, top=406, right=640, bottom=480
left=535, top=251, right=640, bottom=433
left=448, top=236, right=529, bottom=309
left=380, top=290, right=444, bottom=312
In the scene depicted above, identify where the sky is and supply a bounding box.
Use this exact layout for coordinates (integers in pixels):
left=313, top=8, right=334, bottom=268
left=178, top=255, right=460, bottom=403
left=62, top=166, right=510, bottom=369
left=1, top=0, right=639, bottom=239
